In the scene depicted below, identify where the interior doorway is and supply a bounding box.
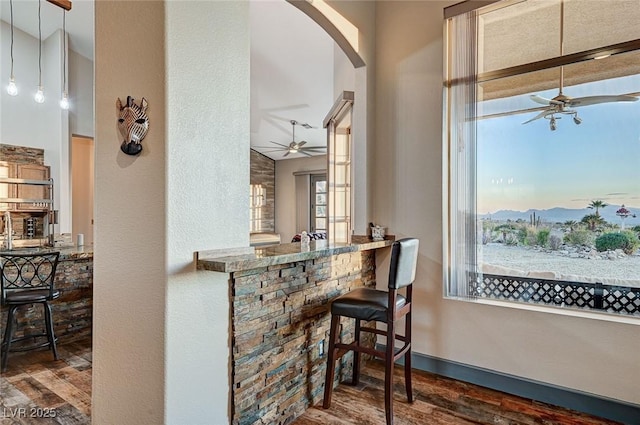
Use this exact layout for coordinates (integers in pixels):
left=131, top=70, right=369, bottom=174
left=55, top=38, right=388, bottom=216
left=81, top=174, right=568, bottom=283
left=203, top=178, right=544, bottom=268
left=71, top=136, right=94, bottom=245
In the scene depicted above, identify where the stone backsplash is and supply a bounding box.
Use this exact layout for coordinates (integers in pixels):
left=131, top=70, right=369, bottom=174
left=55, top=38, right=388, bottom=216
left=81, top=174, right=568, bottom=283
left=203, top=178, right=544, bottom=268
left=0, top=144, right=45, bottom=165
left=230, top=249, right=377, bottom=425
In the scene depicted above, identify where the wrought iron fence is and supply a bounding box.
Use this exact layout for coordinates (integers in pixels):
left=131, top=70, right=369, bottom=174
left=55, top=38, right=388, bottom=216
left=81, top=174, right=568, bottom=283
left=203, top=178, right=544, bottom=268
left=474, top=274, right=640, bottom=317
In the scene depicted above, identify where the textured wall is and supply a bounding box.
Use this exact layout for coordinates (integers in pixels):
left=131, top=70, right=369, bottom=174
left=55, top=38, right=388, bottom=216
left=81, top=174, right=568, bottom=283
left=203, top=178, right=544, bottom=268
left=93, top=1, right=167, bottom=423
left=230, top=250, right=376, bottom=425
left=165, top=1, right=250, bottom=424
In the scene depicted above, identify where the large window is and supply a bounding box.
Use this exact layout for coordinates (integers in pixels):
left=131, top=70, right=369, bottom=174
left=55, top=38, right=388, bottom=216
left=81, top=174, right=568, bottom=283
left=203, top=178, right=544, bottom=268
left=445, top=0, right=640, bottom=317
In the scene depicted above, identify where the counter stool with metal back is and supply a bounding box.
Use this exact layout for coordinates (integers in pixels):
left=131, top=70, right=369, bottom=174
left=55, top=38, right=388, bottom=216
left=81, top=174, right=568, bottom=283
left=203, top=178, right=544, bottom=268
left=323, top=238, right=419, bottom=425
left=1, top=252, right=61, bottom=372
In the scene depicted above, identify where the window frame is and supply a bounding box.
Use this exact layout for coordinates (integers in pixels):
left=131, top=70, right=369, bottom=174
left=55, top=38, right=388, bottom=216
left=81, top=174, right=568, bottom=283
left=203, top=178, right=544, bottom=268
left=443, top=0, right=640, bottom=318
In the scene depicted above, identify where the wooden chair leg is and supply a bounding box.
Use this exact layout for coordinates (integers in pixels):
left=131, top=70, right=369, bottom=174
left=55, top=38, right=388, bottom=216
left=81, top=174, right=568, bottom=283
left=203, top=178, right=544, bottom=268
left=352, top=319, right=361, bottom=386
left=404, top=312, right=413, bottom=403
left=385, top=321, right=396, bottom=425
left=323, top=314, right=341, bottom=409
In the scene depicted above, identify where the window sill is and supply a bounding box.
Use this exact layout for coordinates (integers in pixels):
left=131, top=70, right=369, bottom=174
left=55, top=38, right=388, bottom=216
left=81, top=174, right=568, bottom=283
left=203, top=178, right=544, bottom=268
left=448, top=296, right=640, bottom=326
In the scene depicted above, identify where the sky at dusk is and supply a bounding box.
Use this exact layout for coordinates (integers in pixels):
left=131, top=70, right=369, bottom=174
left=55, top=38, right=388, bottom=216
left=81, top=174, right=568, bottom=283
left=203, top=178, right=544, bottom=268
left=477, top=74, right=640, bottom=214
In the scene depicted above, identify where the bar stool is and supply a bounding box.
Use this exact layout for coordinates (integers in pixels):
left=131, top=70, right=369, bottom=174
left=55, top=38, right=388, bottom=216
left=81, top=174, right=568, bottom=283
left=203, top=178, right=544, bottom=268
left=1, top=252, right=61, bottom=372
left=323, top=238, right=419, bottom=425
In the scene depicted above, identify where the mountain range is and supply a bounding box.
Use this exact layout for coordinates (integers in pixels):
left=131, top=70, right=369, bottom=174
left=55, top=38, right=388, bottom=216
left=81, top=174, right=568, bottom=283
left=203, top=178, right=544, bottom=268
left=481, top=205, right=640, bottom=226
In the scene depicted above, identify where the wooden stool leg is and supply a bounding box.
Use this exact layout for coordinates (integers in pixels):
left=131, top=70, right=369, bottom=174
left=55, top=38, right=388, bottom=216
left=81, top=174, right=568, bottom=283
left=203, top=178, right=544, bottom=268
left=385, top=321, right=396, bottom=425
left=323, top=314, right=340, bottom=409
left=404, top=311, right=413, bottom=403
left=352, top=319, right=361, bottom=385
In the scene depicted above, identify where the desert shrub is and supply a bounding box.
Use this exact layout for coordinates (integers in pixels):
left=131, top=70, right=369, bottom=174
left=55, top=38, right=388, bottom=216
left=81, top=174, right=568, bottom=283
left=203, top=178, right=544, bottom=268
left=548, top=234, right=562, bottom=250
left=517, top=227, right=529, bottom=245
left=595, top=231, right=640, bottom=255
left=564, top=229, right=595, bottom=247
left=536, top=228, right=550, bottom=247
left=517, top=226, right=539, bottom=246
left=505, top=233, right=519, bottom=246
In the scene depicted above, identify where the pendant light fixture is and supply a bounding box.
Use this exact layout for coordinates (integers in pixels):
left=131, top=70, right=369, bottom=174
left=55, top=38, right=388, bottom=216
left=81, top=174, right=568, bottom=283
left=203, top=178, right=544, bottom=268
left=7, top=0, right=18, bottom=96
left=34, top=0, right=45, bottom=104
left=59, top=9, right=69, bottom=109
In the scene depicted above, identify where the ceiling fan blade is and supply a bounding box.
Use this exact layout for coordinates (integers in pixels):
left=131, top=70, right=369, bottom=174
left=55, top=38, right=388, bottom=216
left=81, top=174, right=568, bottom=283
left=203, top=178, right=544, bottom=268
left=299, top=150, right=313, bottom=157
left=269, top=141, right=290, bottom=148
left=529, top=95, right=561, bottom=106
left=522, top=110, right=549, bottom=124
left=567, top=95, right=639, bottom=107
left=297, top=141, right=307, bottom=147
left=283, top=150, right=291, bottom=157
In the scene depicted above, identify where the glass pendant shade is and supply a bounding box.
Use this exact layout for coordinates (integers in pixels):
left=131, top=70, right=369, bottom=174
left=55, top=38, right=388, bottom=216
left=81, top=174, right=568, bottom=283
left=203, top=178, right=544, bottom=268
left=7, top=78, right=18, bottom=96
left=60, top=92, right=69, bottom=110
left=35, top=86, right=45, bottom=103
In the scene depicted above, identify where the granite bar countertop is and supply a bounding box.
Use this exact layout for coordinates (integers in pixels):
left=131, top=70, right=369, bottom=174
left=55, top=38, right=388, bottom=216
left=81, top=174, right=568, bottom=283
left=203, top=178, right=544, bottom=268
left=198, top=236, right=393, bottom=273
left=0, top=244, right=93, bottom=260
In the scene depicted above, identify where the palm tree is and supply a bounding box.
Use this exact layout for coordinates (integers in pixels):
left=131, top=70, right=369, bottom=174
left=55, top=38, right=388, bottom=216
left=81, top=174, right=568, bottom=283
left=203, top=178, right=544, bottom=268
left=563, top=220, right=578, bottom=231
left=581, top=213, right=606, bottom=231
left=588, top=200, right=608, bottom=216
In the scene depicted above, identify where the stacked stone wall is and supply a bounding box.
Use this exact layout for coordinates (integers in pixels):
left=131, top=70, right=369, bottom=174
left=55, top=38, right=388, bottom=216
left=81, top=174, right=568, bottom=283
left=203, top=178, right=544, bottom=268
left=231, top=250, right=377, bottom=425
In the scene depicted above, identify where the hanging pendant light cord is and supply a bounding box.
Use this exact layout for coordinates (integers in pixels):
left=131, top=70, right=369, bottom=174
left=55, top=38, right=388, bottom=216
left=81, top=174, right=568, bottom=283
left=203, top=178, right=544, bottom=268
left=38, top=0, right=42, bottom=88
left=62, top=10, right=66, bottom=93
left=9, top=0, right=14, bottom=79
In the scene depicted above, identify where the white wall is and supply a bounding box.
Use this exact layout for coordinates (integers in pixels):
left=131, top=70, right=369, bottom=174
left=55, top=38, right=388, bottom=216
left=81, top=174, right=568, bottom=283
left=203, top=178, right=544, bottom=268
left=373, top=0, right=640, bottom=405
left=165, top=1, right=249, bottom=424
left=333, top=44, right=355, bottom=101
left=94, top=1, right=249, bottom=424
left=69, top=49, right=94, bottom=138
left=275, top=154, right=327, bottom=241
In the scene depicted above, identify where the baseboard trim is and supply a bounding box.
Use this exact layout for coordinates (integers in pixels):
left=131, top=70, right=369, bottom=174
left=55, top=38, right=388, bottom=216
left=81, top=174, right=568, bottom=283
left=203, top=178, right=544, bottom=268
left=377, top=344, right=640, bottom=425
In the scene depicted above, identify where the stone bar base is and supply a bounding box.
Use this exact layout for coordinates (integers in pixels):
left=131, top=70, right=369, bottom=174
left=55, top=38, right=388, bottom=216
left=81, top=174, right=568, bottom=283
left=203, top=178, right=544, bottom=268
left=230, top=249, right=377, bottom=425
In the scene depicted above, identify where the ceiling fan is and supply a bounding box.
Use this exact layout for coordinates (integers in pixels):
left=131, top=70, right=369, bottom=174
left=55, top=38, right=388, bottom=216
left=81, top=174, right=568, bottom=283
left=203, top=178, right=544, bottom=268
left=255, top=120, right=326, bottom=157
left=522, top=0, right=638, bottom=130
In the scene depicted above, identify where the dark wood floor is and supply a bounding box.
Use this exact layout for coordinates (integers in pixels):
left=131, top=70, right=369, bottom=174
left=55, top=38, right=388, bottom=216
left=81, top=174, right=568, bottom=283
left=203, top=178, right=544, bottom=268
left=294, top=361, right=623, bottom=425
left=1, top=339, right=91, bottom=425
left=0, top=339, right=623, bottom=425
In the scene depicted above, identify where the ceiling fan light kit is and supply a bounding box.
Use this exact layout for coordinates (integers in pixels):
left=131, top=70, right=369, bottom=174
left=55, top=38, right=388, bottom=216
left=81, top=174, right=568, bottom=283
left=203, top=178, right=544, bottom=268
left=523, top=0, right=638, bottom=130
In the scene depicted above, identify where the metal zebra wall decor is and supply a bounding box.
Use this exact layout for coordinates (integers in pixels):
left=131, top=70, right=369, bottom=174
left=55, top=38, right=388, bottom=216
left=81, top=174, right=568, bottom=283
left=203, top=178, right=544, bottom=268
left=117, top=96, right=149, bottom=156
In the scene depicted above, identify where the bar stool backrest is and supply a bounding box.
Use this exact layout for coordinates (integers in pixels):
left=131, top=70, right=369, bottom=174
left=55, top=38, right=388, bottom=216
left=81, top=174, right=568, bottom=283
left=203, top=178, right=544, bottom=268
left=388, top=238, right=419, bottom=290
left=0, top=252, right=60, bottom=304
